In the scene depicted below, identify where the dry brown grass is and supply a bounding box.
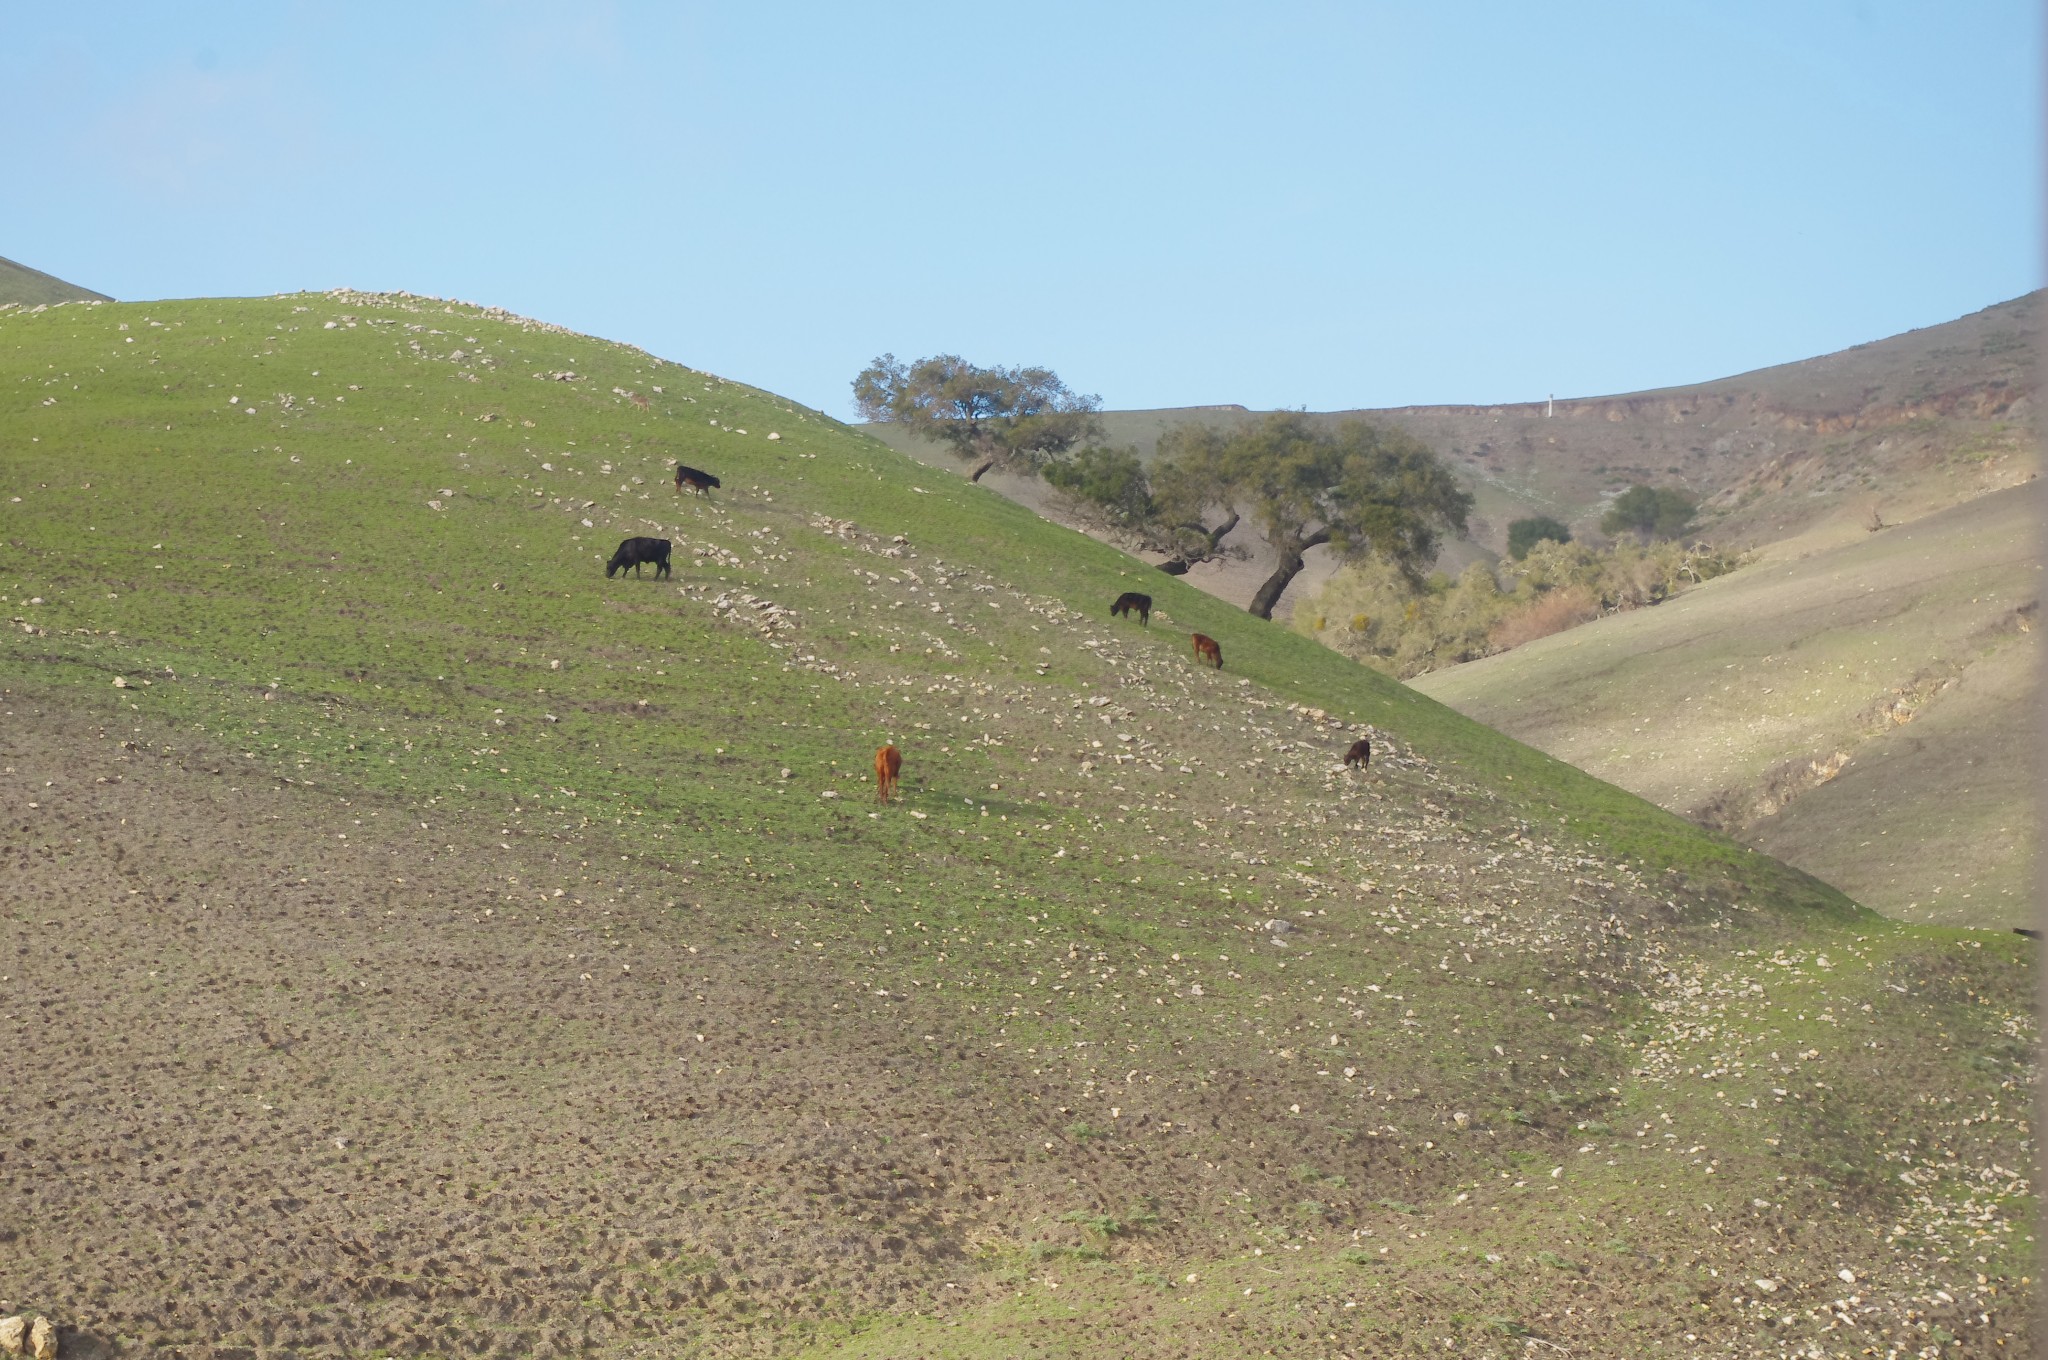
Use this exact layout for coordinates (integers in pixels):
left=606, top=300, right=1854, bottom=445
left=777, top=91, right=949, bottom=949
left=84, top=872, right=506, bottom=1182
left=1488, top=585, right=1600, bottom=650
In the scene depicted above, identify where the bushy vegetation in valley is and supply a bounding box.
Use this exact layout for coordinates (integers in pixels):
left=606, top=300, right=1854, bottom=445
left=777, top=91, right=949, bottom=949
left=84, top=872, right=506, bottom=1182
left=1298, top=537, right=1750, bottom=679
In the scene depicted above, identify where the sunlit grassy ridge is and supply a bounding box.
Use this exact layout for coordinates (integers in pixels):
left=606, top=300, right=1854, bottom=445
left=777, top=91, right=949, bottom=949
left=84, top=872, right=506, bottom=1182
left=2, top=290, right=1847, bottom=903
left=0, top=255, right=109, bottom=307
left=0, top=292, right=2033, bottom=1358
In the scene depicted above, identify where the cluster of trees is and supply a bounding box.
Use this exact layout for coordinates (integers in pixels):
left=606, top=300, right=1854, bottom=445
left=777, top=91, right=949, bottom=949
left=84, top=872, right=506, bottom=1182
left=854, top=355, right=1718, bottom=656
left=1505, top=480, right=1699, bottom=561
left=855, top=355, right=1471, bottom=621
left=1298, top=534, right=1747, bottom=678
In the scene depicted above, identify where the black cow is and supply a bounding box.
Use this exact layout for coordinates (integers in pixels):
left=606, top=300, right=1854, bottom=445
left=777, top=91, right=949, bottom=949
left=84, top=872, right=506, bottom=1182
left=675, top=464, right=722, bottom=495
left=606, top=536, right=671, bottom=579
left=1111, top=591, right=1153, bottom=626
left=1343, top=738, right=1371, bottom=770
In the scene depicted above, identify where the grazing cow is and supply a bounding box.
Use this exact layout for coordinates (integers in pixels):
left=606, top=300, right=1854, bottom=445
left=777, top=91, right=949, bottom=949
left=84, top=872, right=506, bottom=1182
left=1343, top=737, right=1371, bottom=770
left=1191, top=633, right=1223, bottom=669
left=2016, top=927, right=2042, bottom=940
left=605, top=536, right=671, bottom=579
left=875, top=744, right=902, bottom=804
left=1110, top=591, right=1153, bottom=626
left=675, top=464, right=722, bottom=496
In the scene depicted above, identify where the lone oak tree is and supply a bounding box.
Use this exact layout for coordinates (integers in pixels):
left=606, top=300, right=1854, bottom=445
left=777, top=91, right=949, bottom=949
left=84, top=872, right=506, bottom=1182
left=1154, top=412, right=1472, bottom=619
left=1600, top=483, right=1698, bottom=541
left=853, top=353, right=1102, bottom=482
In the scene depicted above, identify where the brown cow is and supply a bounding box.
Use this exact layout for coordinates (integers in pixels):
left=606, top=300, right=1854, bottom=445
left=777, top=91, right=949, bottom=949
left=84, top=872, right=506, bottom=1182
left=1110, top=591, right=1153, bottom=625
left=875, top=744, right=902, bottom=804
left=1343, top=737, right=1371, bottom=769
left=1191, top=633, right=1223, bottom=668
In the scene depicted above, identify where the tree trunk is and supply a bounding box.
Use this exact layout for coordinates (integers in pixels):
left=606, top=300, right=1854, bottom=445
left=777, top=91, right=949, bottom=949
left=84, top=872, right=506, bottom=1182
left=1247, top=554, right=1304, bottom=619
left=1153, top=511, right=1239, bottom=573
left=968, top=456, right=996, bottom=482
left=1245, top=529, right=1329, bottom=620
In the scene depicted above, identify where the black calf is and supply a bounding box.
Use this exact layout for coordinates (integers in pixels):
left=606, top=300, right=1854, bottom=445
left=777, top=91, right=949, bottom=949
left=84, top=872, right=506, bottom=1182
left=675, top=464, right=721, bottom=495
left=606, top=536, right=672, bottom=579
left=1111, top=591, right=1153, bottom=625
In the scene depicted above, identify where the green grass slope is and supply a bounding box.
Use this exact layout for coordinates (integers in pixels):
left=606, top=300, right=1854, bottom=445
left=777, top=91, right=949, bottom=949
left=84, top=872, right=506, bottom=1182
left=0, top=254, right=111, bottom=307
left=0, top=292, right=2033, bottom=1358
left=1412, top=483, right=2040, bottom=928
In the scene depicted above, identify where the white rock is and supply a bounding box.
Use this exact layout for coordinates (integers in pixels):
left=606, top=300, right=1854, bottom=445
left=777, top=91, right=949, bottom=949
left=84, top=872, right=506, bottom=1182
left=767, top=432, right=781, bottom=441
left=1753, top=1278, right=1779, bottom=1293
left=27, top=1318, right=52, bottom=1360
left=112, top=676, right=129, bottom=688
left=0, top=1316, right=24, bottom=1355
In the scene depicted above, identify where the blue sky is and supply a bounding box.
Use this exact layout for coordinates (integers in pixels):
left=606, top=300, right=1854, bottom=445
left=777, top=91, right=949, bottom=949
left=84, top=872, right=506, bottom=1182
left=5, top=2, right=2039, bottom=416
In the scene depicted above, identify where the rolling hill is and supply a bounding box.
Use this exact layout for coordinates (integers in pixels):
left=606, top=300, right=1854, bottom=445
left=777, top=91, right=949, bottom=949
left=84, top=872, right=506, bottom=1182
left=0, top=254, right=111, bottom=308
left=0, top=290, right=2032, bottom=1357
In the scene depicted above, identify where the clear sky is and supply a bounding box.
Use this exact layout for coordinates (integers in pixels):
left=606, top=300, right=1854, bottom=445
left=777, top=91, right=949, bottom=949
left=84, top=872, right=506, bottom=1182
left=5, top=2, right=2040, bottom=416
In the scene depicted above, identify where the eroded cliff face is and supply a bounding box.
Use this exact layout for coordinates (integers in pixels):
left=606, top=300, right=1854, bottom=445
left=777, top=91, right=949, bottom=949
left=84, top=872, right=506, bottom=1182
left=1355, top=293, right=2039, bottom=553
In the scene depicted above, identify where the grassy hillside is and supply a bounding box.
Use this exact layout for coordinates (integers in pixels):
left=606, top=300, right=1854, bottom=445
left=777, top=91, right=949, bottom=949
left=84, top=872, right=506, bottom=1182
left=0, top=254, right=111, bottom=307
left=0, top=292, right=2033, bottom=1358
left=1412, top=484, right=2039, bottom=929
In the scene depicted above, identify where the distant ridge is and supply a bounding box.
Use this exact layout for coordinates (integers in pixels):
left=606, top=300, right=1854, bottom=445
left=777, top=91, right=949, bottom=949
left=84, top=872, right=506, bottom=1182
left=0, top=255, right=111, bottom=306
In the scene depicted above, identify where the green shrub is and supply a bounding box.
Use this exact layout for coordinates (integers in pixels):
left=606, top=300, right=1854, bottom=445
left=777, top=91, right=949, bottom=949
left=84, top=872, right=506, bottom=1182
left=1506, top=516, right=1572, bottom=560
left=1601, top=483, right=1697, bottom=540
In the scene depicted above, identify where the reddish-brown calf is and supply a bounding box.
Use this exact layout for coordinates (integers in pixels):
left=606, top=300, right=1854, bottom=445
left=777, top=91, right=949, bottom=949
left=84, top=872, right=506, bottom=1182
left=875, top=744, right=902, bottom=804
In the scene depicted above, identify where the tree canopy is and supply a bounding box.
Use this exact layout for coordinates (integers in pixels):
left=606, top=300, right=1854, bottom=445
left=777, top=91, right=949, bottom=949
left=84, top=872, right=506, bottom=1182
left=852, top=354, right=1102, bottom=482
left=1040, top=444, right=1153, bottom=526
left=1152, top=412, right=1472, bottom=619
left=1506, top=515, right=1573, bottom=560
left=1600, top=483, right=1698, bottom=541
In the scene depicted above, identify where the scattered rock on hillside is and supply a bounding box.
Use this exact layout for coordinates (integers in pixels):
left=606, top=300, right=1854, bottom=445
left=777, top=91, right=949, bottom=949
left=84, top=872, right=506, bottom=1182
left=0, top=1316, right=24, bottom=1355
left=27, top=1318, right=52, bottom=1360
